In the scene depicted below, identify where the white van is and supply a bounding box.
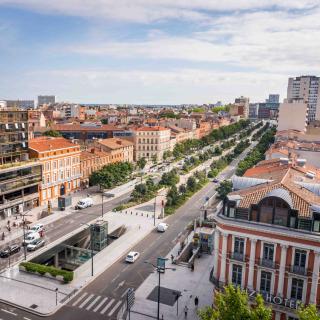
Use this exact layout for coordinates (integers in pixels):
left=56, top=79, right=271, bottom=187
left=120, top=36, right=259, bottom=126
left=22, top=232, right=40, bottom=246
left=75, top=197, right=94, bottom=210
left=157, top=223, right=169, bottom=232
left=31, top=223, right=44, bottom=233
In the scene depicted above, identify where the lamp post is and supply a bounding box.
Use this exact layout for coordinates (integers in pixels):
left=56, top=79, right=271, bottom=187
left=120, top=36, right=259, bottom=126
left=145, top=258, right=176, bottom=320
left=80, top=223, right=94, bottom=276
left=55, top=288, right=58, bottom=305
left=101, top=193, right=104, bottom=218
left=20, top=210, right=32, bottom=261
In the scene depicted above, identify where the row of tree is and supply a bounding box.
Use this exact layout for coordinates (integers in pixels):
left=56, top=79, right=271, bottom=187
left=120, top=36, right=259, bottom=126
left=89, top=162, right=134, bottom=189
left=236, top=127, right=276, bottom=176
left=198, top=284, right=319, bottom=320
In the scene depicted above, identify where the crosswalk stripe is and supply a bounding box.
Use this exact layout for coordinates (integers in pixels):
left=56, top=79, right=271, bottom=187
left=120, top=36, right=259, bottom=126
left=108, top=300, right=122, bottom=317
left=100, top=298, right=115, bottom=315
left=72, top=292, right=87, bottom=307
left=86, top=296, right=101, bottom=311
left=79, top=294, right=94, bottom=309
left=93, top=297, right=108, bottom=312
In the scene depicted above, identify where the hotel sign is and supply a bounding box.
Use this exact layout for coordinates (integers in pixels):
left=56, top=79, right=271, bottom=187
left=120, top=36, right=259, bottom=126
left=249, top=291, right=300, bottom=310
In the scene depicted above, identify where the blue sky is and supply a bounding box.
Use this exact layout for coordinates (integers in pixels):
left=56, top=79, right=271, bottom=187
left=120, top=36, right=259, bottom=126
left=0, top=0, right=319, bottom=104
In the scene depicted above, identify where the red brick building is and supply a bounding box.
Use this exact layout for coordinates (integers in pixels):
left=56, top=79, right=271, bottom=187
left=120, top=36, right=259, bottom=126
left=211, top=158, right=320, bottom=320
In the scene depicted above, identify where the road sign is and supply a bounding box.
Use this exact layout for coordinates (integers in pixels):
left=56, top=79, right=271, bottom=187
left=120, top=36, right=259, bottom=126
left=157, top=257, right=166, bottom=272
left=127, top=288, right=135, bottom=311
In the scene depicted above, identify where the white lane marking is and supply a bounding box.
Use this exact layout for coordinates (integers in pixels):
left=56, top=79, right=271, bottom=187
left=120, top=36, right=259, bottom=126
left=121, top=288, right=130, bottom=298
left=72, top=292, right=88, bottom=306
left=111, top=275, right=119, bottom=283
left=100, top=298, right=115, bottom=314
left=24, top=317, right=32, bottom=320
left=108, top=300, right=122, bottom=317
left=79, top=293, right=94, bottom=309
left=1, top=309, right=17, bottom=316
left=93, top=297, right=108, bottom=312
left=121, top=265, right=129, bottom=272
left=86, top=296, right=101, bottom=311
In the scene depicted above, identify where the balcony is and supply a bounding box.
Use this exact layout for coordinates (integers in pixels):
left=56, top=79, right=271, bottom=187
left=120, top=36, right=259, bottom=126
left=289, top=265, right=308, bottom=276
left=230, top=252, right=245, bottom=262
left=259, top=258, right=276, bottom=269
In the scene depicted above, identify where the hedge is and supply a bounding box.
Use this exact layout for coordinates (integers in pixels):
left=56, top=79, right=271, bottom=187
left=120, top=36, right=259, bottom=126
left=20, top=262, right=74, bottom=283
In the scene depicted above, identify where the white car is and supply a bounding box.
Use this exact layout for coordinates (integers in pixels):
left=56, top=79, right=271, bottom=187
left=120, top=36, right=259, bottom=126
left=31, top=223, right=44, bottom=233
left=157, top=223, right=169, bottom=232
left=75, top=197, right=94, bottom=210
left=22, top=232, right=40, bottom=246
left=125, top=251, right=140, bottom=263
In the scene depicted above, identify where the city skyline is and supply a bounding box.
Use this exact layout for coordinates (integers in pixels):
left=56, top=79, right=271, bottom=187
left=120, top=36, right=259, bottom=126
left=0, top=1, right=320, bottom=103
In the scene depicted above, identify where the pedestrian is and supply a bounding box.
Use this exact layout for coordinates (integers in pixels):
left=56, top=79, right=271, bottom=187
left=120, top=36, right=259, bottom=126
left=184, top=305, right=188, bottom=318
left=194, top=296, right=199, bottom=308
left=191, top=263, right=194, bottom=272
left=2, top=232, right=5, bottom=240
left=171, top=254, right=174, bottom=263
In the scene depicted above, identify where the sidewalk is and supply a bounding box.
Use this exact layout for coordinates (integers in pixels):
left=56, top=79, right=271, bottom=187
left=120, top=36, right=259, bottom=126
left=0, top=208, right=159, bottom=315
left=130, top=241, right=214, bottom=320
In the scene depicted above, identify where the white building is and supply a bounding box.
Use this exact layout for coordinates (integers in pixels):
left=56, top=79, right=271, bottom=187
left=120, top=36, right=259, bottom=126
left=287, top=76, right=320, bottom=122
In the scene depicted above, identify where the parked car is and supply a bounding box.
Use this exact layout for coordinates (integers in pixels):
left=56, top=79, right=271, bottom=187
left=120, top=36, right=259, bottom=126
left=75, top=197, right=94, bottom=210
left=31, top=223, right=44, bottom=233
left=212, top=178, right=219, bottom=183
left=0, top=244, right=21, bottom=258
left=27, top=238, right=45, bottom=251
left=125, top=251, right=140, bottom=263
left=22, top=232, right=40, bottom=246
left=157, top=223, right=169, bottom=232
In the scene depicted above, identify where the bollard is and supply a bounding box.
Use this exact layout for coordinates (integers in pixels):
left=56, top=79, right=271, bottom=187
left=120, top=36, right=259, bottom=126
left=136, top=212, right=138, bottom=215
left=147, top=214, right=148, bottom=218
left=141, top=213, right=143, bottom=216
left=131, top=211, right=132, bottom=215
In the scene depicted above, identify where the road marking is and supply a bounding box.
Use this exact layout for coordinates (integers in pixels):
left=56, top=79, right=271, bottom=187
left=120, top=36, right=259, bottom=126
left=24, top=317, right=32, bottom=320
left=111, top=275, right=119, bottom=283
left=86, top=296, right=101, bottom=311
left=1, top=309, right=17, bottom=316
left=115, top=280, right=125, bottom=291
left=72, top=292, right=88, bottom=306
left=121, top=265, right=129, bottom=272
left=121, top=288, right=130, bottom=298
left=100, top=298, right=115, bottom=314
left=79, top=293, right=94, bottom=309
left=108, top=300, right=122, bottom=317
left=93, top=297, right=108, bottom=312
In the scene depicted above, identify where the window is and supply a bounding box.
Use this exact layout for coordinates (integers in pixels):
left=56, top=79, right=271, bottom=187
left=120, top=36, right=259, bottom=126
left=53, top=161, right=57, bottom=169
left=232, top=264, right=242, bottom=286
left=294, top=249, right=307, bottom=268
left=263, top=243, right=274, bottom=261
left=234, top=237, right=244, bottom=255
left=260, top=271, right=272, bottom=293
left=291, top=278, right=304, bottom=300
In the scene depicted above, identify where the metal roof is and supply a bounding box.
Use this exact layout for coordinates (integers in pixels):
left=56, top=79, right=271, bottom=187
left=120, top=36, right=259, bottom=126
left=232, top=176, right=273, bottom=191
left=265, top=188, right=293, bottom=209
left=295, top=182, right=320, bottom=196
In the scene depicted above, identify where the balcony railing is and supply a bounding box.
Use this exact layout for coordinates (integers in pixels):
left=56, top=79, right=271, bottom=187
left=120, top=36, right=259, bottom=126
left=259, top=258, right=276, bottom=269
left=230, top=252, right=245, bottom=262
left=289, top=265, right=308, bottom=276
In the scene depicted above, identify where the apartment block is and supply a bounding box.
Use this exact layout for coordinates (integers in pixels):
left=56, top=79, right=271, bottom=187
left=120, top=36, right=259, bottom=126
left=29, top=137, right=81, bottom=205
left=134, top=126, right=171, bottom=161
left=287, top=76, right=320, bottom=122
left=0, top=110, right=42, bottom=218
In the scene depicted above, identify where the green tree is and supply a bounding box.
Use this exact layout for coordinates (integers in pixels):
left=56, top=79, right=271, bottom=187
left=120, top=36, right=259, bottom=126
left=187, top=176, right=197, bottom=192
left=179, top=184, right=187, bottom=194
left=163, top=150, right=172, bottom=160
left=137, top=157, right=147, bottom=170
left=43, top=130, right=61, bottom=137
left=298, top=304, right=320, bottom=320
left=217, top=180, right=233, bottom=200
left=160, top=169, right=179, bottom=187
left=152, top=154, right=158, bottom=164
left=198, top=285, right=272, bottom=320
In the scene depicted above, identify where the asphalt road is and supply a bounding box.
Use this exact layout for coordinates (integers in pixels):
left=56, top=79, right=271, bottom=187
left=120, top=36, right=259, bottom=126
left=0, top=192, right=131, bottom=272
left=0, top=135, right=258, bottom=320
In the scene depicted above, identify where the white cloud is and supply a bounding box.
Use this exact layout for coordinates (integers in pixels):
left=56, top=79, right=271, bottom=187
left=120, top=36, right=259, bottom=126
left=18, top=68, right=287, bottom=104
left=0, top=0, right=318, bottom=23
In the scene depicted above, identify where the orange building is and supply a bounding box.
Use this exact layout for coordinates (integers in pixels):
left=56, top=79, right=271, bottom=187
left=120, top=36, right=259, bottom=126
left=196, top=121, right=212, bottom=139
left=80, top=148, right=110, bottom=186
left=94, top=138, right=134, bottom=163
left=29, top=137, right=81, bottom=205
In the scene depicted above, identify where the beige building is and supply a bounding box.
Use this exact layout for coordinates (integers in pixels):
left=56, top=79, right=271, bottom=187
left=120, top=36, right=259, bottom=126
left=287, top=76, right=320, bottom=122
left=29, top=137, right=81, bottom=205
left=233, top=96, right=249, bottom=118
left=277, top=99, right=308, bottom=133
left=134, top=126, right=171, bottom=161
left=94, top=138, right=134, bottom=163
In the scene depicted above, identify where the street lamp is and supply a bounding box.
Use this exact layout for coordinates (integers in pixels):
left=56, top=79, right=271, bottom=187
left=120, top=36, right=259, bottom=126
left=80, top=223, right=94, bottom=276
left=20, top=210, right=32, bottom=261
left=144, top=259, right=176, bottom=320
left=55, top=288, right=59, bottom=306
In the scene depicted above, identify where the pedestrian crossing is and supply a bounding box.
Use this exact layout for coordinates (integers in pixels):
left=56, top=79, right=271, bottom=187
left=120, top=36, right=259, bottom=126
left=70, top=292, right=124, bottom=317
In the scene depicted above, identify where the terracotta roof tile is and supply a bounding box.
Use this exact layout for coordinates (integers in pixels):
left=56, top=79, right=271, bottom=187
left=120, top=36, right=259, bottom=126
left=29, top=137, right=78, bottom=152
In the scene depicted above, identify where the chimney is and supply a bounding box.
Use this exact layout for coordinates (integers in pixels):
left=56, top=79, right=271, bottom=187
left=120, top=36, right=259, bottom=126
left=116, top=140, right=122, bottom=145
left=90, top=148, right=95, bottom=154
